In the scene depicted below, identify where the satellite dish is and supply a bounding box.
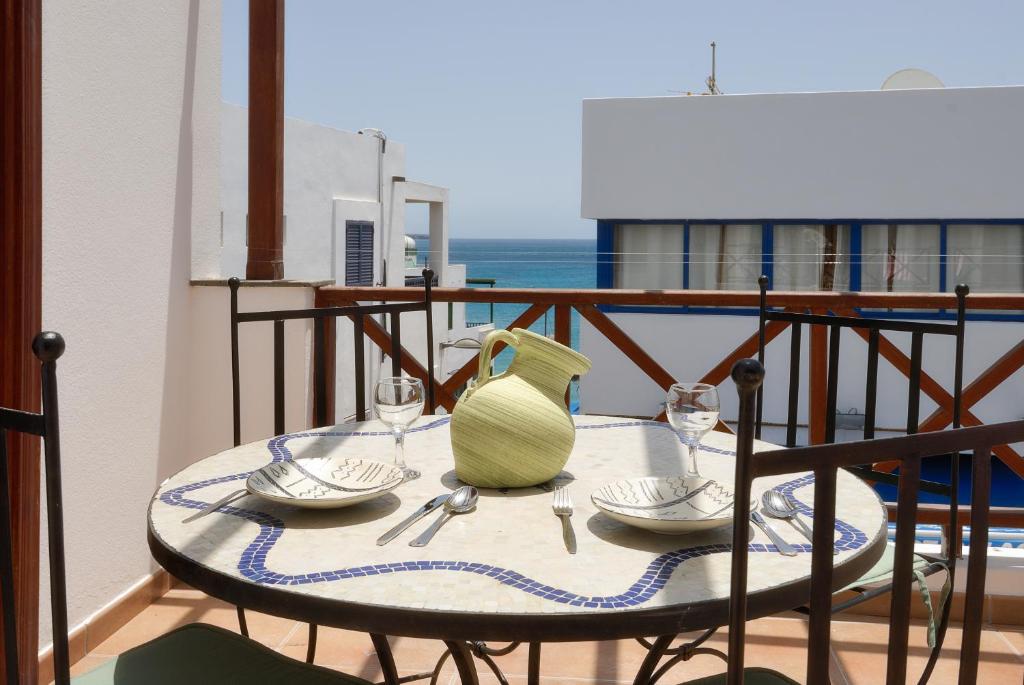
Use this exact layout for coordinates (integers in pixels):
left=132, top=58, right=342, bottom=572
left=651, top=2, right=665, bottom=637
left=881, top=68, right=944, bottom=90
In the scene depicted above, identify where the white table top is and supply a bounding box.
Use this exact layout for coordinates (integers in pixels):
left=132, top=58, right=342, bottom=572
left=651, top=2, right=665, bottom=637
left=149, top=416, right=886, bottom=628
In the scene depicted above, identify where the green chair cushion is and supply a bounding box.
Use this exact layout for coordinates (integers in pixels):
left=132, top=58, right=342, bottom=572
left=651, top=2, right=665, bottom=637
left=840, top=541, right=932, bottom=591
left=72, top=623, right=372, bottom=685
left=680, top=667, right=800, bottom=684
left=838, top=541, right=950, bottom=648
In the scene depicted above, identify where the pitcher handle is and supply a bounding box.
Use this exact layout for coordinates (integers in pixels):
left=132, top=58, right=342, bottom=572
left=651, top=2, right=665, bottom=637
left=476, top=329, right=519, bottom=387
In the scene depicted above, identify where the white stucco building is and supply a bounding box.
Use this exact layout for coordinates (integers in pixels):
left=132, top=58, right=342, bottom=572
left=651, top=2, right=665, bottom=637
left=215, top=104, right=477, bottom=420
left=579, top=86, right=1024, bottom=430
left=217, top=103, right=456, bottom=290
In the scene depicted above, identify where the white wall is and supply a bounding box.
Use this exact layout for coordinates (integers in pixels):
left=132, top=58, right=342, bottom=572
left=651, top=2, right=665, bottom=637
left=579, top=312, right=1024, bottom=438
left=36, top=0, right=467, bottom=656
left=582, top=87, right=1024, bottom=221
left=219, top=104, right=407, bottom=283
left=187, top=285, right=319, bottom=459
left=394, top=181, right=450, bottom=286
left=41, top=0, right=221, bottom=647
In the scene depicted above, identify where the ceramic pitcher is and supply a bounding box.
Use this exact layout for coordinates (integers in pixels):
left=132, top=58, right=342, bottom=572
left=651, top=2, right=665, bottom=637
left=450, top=328, right=592, bottom=488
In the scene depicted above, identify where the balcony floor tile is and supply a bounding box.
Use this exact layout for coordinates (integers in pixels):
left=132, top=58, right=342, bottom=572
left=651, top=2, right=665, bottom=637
left=56, top=590, right=1023, bottom=685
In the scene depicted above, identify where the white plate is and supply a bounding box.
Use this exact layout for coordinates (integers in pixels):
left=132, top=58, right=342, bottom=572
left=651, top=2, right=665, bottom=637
left=246, top=457, right=404, bottom=509
left=591, top=476, right=738, bottom=534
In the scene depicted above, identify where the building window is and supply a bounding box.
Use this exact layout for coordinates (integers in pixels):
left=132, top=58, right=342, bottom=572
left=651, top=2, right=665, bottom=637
left=861, top=223, right=940, bottom=292
left=345, top=221, right=374, bottom=286
left=601, top=219, right=1024, bottom=302
left=773, top=224, right=850, bottom=291
left=689, top=224, right=762, bottom=290
left=614, top=224, right=684, bottom=289
left=947, top=224, right=1024, bottom=293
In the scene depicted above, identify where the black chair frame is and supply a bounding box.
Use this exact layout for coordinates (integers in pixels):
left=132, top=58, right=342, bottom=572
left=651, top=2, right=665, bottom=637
left=229, top=268, right=436, bottom=443
left=727, top=358, right=1021, bottom=685
left=755, top=276, right=969, bottom=682
left=227, top=268, right=436, bottom=661
left=755, top=278, right=968, bottom=527
left=1, top=332, right=69, bottom=684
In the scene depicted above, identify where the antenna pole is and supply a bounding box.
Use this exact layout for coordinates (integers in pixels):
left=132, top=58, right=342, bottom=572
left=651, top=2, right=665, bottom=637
left=711, top=41, right=716, bottom=84
left=706, top=41, right=721, bottom=95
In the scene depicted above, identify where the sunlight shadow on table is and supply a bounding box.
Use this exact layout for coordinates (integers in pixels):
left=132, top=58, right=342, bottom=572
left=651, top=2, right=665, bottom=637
left=275, top=492, right=403, bottom=530
left=438, top=469, right=577, bottom=498
left=585, top=511, right=747, bottom=554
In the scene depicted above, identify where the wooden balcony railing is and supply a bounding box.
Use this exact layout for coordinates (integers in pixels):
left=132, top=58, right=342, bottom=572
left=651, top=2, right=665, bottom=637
left=315, top=285, right=1024, bottom=525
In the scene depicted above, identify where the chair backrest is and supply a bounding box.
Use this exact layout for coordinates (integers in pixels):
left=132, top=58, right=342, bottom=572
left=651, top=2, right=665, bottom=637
left=1, top=332, right=69, bottom=685
left=727, top=358, right=1022, bottom=685
left=755, top=275, right=968, bottom=448
left=756, top=276, right=968, bottom=557
left=228, top=269, right=436, bottom=446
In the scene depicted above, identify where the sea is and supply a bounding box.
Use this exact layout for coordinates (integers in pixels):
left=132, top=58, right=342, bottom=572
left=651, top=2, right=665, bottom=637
left=451, top=238, right=595, bottom=335
left=418, top=236, right=595, bottom=363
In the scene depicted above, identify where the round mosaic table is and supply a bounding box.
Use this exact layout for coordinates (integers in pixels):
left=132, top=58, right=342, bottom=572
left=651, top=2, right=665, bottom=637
left=148, top=416, right=886, bottom=681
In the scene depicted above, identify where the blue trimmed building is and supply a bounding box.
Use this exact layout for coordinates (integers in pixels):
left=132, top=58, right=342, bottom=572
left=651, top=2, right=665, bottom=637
left=578, top=86, right=1024, bottom=428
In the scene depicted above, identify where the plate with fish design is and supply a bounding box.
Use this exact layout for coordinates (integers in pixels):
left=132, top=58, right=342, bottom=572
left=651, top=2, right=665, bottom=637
left=246, top=457, right=404, bottom=509
left=591, top=476, right=739, bottom=534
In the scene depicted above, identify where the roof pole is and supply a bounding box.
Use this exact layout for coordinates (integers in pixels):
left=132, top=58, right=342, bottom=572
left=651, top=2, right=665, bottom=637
left=246, top=0, right=286, bottom=280
left=1, top=0, right=43, bottom=680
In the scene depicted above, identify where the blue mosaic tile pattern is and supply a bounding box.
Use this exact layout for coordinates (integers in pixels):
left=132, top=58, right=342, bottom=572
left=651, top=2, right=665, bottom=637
left=159, top=418, right=869, bottom=608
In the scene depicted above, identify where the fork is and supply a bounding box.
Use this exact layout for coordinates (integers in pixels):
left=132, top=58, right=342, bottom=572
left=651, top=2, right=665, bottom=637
left=553, top=487, right=577, bottom=554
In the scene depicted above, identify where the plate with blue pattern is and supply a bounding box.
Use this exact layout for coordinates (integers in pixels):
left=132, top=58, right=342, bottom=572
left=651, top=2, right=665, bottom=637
left=591, top=476, right=739, bottom=534
left=246, top=457, right=404, bottom=509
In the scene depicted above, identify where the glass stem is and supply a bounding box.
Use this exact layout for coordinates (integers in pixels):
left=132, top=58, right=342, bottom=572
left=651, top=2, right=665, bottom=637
left=686, top=441, right=701, bottom=478
left=393, top=428, right=407, bottom=468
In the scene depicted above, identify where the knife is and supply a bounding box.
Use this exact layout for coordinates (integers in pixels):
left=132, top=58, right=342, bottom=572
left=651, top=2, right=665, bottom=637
left=751, top=511, right=797, bottom=556
left=376, top=494, right=450, bottom=545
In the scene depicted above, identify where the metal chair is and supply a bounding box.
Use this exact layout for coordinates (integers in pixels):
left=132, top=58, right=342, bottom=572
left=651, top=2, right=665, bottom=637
left=1, top=332, right=372, bottom=685
left=755, top=276, right=968, bottom=681
left=676, top=358, right=1018, bottom=684
left=227, top=268, right=437, bottom=661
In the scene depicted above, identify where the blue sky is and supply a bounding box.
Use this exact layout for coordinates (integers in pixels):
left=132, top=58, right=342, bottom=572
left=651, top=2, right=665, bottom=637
left=222, top=1, right=1024, bottom=239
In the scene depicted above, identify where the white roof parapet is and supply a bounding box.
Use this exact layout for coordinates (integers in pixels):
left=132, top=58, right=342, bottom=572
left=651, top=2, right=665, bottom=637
left=581, top=86, right=1024, bottom=221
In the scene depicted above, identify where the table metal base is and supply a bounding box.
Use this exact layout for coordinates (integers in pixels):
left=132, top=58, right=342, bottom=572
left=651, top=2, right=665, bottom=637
left=368, top=631, right=727, bottom=685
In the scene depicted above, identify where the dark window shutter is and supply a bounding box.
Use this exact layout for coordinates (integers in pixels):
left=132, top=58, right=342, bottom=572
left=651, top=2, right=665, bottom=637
left=345, top=221, right=374, bottom=286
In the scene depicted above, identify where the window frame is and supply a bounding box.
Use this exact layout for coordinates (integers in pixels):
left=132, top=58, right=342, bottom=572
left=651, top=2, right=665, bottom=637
left=596, top=218, right=1024, bottom=321
left=344, top=220, right=375, bottom=287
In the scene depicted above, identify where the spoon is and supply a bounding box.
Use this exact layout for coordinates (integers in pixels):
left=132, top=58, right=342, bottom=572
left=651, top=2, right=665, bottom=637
left=761, top=489, right=837, bottom=554
left=409, top=486, right=478, bottom=547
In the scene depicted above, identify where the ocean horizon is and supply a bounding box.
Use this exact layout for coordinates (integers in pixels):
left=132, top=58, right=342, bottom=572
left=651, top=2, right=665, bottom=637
left=417, top=237, right=596, bottom=344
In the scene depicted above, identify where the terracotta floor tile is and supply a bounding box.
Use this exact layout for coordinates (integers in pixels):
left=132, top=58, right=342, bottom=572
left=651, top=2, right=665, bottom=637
left=66, top=589, right=1024, bottom=685
left=448, top=675, right=628, bottom=685
left=534, top=679, right=632, bottom=685
left=88, top=588, right=297, bottom=655
left=998, top=628, right=1024, bottom=657
left=368, top=617, right=807, bottom=685
left=278, top=625, right=376, bottom=667
left=430, top=639, right=651, bottom=682
left=281, top=629, right=458, bottom=681
left=67, top=654, right=114, bottom=679
left=711, top=617, right=809, bottom=683
left=830, top=616, right=1024, bottom=684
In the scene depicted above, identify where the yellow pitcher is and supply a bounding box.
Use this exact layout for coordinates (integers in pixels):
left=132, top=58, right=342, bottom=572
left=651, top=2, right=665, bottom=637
left=450, top=328, right=592, bottom=488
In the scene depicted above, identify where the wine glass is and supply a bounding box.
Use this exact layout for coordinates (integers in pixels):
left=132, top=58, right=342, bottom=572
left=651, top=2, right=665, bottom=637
left=666, top=383, right=720, bottom=478
left=374, top=377, right=425, bottom=480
